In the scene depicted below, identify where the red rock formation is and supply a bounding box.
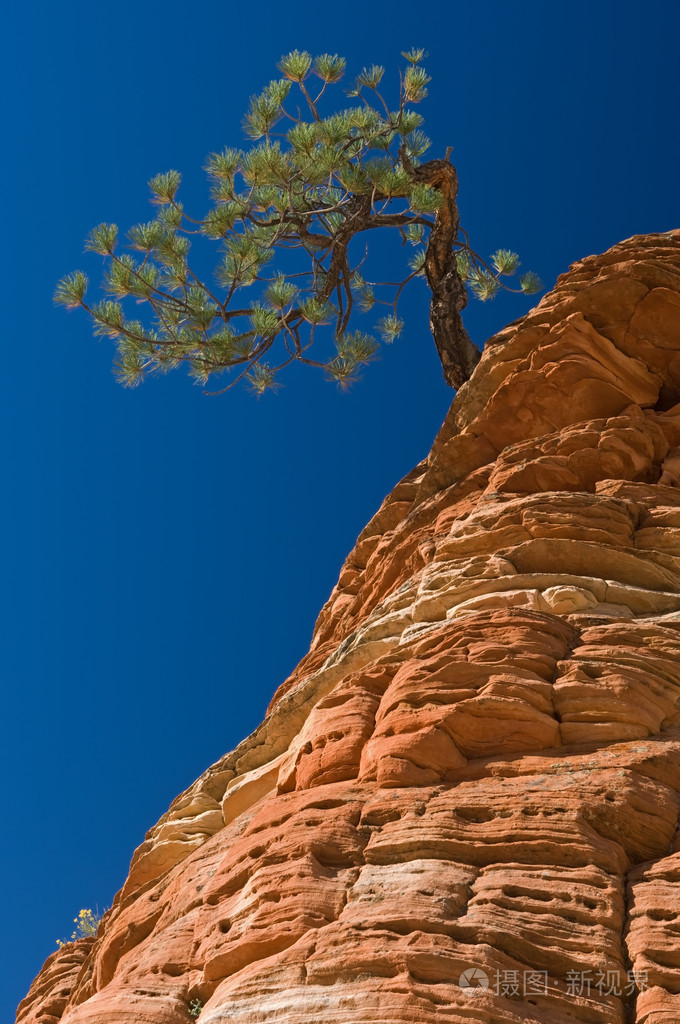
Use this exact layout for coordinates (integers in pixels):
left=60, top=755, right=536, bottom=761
left=18, top=231, right=680, bottom=1024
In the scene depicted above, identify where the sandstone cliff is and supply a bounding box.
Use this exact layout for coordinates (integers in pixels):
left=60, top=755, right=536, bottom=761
left=19, top=231, right=680, bottom=1024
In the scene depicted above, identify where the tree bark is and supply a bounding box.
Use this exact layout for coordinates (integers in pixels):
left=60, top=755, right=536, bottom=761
left=401, top=149, right=481, bottom=389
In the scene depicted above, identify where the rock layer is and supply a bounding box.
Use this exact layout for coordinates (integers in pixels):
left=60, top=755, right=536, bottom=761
left=18, top=231, right=680, bottom=1024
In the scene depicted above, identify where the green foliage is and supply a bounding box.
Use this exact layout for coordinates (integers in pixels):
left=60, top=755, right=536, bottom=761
left=148, top=171, right=182, bottom=204
left=468, top=268, right=501, bottom=301
left=520, top=271, right=544, bottom=294
left=85, top=223, right=118, bottom=255
left=404, top=222, right=424, bottom=245
left=456, top=250, right=472, bottom=280
left=491, top=249, right=520, bottom=275
left=326, top=331, right=379, bottom=388
left=314, top=53, right=346, bottom=83
left=409, top=183, right=442, bottom=214
left=56, top=49, right=542, bottom=395
left=188, top=997, right=203, bottom=1018
left=409, top=248, right=427, bottom=275
left=246, top=361, right=280, bottom=395
left=402, top=48, right=428, bottom=65
left=54, top=271, right=88, bottom=308
left=358, top=285, right=375, bottom=312
left=356, top=64, right=385, bottom=89
left=244, top=80, right=291, bottom=139
left=266, top=273, right=298, bottom=308
left=462, top=251, right=544, bottom=303
left=403, top=65, right=431, bottom=102
left=404, top=130, right=431, bottom=158
left=278, top=49, right=312, bottom=82
left=378, top=314, right=404, bottom=342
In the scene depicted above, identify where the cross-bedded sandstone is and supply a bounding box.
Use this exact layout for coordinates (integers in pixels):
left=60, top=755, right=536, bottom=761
left=17, top=231, right=680, bottom=1024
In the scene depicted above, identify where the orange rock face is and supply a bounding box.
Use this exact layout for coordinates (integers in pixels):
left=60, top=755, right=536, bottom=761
left=18, top=231, right=680, bottom=1024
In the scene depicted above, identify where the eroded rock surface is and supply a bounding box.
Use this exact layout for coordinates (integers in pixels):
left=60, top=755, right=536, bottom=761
left=18, top=231, right=680, bottom=1024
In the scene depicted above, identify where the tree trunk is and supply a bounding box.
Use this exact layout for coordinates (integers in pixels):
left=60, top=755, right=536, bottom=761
left=401, top=150, right=481, bottom=389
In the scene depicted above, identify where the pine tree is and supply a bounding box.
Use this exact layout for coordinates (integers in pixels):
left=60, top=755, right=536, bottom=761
left=55, top=49, right=542, bottom=395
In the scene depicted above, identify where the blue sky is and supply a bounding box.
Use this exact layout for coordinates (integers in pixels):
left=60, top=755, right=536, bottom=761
left=4, top=0, right=678, bottom=1016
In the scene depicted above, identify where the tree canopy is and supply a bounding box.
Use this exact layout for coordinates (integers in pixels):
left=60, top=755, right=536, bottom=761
left=55, top=49, right=542, bottom=394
